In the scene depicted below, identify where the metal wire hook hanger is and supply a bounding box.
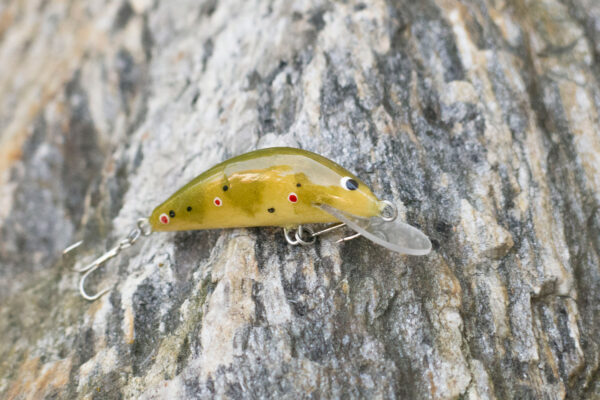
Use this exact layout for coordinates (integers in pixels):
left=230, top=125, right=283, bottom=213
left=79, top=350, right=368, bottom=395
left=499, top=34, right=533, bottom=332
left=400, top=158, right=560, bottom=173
left=64, top=201, right=400, bottom=300
left=284, top=200, right=398, bottom=247
left=63, top=218, right=153, bottom=301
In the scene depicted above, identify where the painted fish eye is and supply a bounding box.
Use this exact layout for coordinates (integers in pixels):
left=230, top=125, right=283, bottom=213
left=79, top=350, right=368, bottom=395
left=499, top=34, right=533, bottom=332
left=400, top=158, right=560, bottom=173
left=340, top=176, right=358, bottom=191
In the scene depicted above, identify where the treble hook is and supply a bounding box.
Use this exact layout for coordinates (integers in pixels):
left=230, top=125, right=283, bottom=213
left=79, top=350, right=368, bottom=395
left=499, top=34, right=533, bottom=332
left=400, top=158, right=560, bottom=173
left=284, top=223, right=355, bottom=246
left=63, top=218, right=153, bottom=301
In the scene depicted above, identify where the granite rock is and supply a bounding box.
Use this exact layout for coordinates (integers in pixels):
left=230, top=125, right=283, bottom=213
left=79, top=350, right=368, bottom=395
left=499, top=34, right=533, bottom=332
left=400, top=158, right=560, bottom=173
left=1, top=0, right=599, bottom=398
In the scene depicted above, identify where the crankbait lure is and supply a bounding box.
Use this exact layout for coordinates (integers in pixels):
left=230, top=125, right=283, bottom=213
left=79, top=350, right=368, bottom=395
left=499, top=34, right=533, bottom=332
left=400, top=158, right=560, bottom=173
left=64, top=147, right=431, bottom=300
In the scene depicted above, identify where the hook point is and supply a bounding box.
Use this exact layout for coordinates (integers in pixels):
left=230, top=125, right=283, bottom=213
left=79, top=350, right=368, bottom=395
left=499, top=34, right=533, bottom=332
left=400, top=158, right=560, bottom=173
left=63, top=240, right=83, bottom=256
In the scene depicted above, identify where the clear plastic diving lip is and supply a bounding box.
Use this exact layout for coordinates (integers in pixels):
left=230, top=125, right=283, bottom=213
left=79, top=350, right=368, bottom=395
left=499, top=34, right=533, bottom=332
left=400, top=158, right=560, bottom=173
left=316, top=203, right=432, bottom=256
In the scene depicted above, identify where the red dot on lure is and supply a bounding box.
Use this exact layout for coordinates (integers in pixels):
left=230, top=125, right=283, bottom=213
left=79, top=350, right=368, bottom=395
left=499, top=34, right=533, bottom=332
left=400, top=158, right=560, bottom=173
left=159, top=213, right=170, bottom=224
left=288, top=193, right=298, bottom=203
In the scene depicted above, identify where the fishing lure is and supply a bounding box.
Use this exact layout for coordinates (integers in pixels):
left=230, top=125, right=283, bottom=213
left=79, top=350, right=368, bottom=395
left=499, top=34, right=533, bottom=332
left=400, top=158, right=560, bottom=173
left=64, top=147, right=431, bottom=300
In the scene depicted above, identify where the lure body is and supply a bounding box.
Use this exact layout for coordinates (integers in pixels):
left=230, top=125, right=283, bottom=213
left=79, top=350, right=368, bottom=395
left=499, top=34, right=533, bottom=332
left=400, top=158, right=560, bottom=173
left=150, top=147, right=386, bottom=232
left=68, top=147, right=431, bottom=300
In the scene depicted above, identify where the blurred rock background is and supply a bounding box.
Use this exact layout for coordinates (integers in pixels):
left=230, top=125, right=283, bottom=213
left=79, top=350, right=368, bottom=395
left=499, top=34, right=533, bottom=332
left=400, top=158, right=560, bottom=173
left=0, top=0, right=599, bottom=398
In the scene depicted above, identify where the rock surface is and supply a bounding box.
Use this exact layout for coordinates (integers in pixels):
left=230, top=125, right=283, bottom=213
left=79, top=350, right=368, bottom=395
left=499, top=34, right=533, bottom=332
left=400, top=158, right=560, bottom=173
left=1, top=0, right=599, bottom=398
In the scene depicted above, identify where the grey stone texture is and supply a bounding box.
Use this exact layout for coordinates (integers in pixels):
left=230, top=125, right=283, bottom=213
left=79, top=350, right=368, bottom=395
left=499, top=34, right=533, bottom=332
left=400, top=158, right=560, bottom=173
left=1, top=0, right=599, bottom=398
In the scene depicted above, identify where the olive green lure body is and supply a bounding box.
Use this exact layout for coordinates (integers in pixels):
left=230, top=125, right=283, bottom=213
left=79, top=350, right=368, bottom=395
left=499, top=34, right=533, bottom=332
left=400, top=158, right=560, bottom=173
left=67, top=147, right=432, bottom=301
left=150, top=147, right=385, bottom=232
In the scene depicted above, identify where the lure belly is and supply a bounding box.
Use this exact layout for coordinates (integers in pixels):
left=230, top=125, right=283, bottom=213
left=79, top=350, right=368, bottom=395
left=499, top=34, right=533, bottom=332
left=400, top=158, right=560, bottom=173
left=149, top=147, right=385, bottom=231
left=65, top=147, right=432, bottom=301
